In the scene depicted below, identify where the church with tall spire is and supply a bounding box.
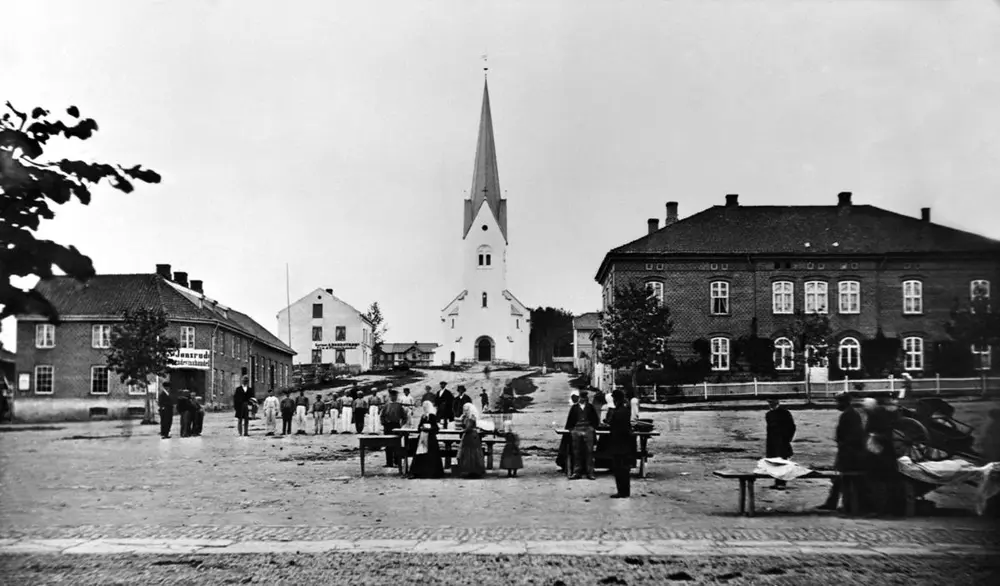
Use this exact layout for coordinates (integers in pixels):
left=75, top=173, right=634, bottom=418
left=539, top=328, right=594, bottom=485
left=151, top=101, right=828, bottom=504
left=439, top=79, right=530, bottom=365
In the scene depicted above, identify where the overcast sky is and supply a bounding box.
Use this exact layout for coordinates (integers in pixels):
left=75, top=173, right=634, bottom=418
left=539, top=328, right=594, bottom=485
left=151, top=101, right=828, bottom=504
left=3, top=0, right=1000, bottom=352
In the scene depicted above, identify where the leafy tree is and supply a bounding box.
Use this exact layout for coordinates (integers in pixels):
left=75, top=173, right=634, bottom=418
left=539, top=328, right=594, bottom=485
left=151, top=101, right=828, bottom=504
left=599, top=282, right=674, bottom=391
left=528, top=306, right=574, bottom=366
left=105, top=308, right=179, bottom=424
left=363, top=302, right=388, bottom=362
left=860, top=329, right=901, bottom=378
left=786, top=310, right=834, bottom=403
left=946, top=287, right=998, bottom=381
left=735, top=318, right=776, bottom=377
left=0, top=102, right=161, bottom=344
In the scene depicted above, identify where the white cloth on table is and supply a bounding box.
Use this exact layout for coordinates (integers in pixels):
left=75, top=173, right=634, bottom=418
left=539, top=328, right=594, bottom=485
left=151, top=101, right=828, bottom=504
left=896, top=456, right=1000, bottom=516
left=753, top=458, right=813, bottom=481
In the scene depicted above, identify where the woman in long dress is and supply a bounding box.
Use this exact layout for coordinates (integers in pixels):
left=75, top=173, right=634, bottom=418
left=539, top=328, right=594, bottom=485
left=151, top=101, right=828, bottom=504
left=456, top=403, right=486, bottom=478
left=409, top=401, right=444, bottom=479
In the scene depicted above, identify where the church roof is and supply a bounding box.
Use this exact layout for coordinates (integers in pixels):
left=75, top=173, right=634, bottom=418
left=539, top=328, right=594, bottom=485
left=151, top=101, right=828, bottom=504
left=463, top=79, right=508, bottom=242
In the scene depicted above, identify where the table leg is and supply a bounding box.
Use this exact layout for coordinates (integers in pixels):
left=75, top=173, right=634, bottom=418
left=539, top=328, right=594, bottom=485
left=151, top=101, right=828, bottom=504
left=360, top=443, right=366, bottom=477
left=904, top=480, right=916, bottom=517
left=444, top=440, right=452, bottom=469
left=747, top=479, right=756, bottom=517
left=845, top=476, right=860, bottom=517
left=638, top=437, right=648, bottom=478
left=486, top=441, right=494, bottom=471
left=566, top=440, right=574, bottom=479
left=739, top=479, right=746, bottom=514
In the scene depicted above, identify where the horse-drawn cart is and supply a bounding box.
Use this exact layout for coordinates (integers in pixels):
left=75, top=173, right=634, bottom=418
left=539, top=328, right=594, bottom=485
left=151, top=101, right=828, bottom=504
left=891, top=397, right=981, bottom=464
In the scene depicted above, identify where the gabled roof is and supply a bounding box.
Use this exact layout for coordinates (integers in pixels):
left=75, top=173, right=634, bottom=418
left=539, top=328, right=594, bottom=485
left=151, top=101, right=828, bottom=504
left=573, top=312, right=601, bottom=330
left=597, top=202, right=1000, bottom=282
left=463, top=79, right=507, bottom=242
left=282, top=287, right=370, bottom=324
left=379, top=342, right=440, bottom=354
left=0, top=347, right=15, bottom=363
left=22, top=274, right=294, bottom=355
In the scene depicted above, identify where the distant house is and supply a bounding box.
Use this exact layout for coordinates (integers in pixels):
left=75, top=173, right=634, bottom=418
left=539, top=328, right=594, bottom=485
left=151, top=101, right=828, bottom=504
left=13, top=264, right=295, bottom=422
left=572, top=312, right=601, bottom=375
left=276, top=288, right=373, bottom=373
left=376, top=342, right=439, bottom=369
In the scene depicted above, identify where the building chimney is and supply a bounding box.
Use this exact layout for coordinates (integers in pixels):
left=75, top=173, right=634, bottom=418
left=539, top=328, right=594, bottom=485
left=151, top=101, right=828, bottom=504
left=920, top=207, right=931, bottom=222
left=725, top=193, right=739, bottom=207
left=647, top=218, right=660, bottom=234
left=155, top=264, right=171, bottom=279
left=173, top=271, right=188, bottom=288
left=837, top=191, right=852, bottom=206
left=325, top=288, right=333, bottom=295
left=665, top=201, right=678, bottom=226
left=190, top=280, right=203, bottom=294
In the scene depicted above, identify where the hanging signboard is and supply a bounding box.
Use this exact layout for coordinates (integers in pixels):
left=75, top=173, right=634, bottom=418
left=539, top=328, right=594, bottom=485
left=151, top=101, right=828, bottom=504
left=314, top=342, right=359, bottom=350
left=169, top=348, right=211, bottom=370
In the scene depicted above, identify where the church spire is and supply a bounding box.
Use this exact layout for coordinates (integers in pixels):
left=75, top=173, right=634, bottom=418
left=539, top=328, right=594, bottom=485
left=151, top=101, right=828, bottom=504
left=464, top=79, right=507, bottom=241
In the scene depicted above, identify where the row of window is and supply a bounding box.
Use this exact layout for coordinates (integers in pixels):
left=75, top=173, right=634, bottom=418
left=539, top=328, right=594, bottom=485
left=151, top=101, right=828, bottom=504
left=311, top=326, right=348, bottom=342
left=312, top=348, right=348, bottom=364
left=706, top=337, right=992, bottom=372
left=645, top=279, right=991, bottom=316
left=30, top=361, right=293, bottom=396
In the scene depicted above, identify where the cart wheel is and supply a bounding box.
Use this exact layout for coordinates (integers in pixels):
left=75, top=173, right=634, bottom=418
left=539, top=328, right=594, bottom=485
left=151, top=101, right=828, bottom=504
left=893, top=417, right=930, bottom=461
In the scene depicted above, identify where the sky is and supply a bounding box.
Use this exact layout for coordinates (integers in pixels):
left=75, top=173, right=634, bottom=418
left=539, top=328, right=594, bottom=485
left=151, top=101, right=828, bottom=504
left=3, top=0, right=1000, bottom=352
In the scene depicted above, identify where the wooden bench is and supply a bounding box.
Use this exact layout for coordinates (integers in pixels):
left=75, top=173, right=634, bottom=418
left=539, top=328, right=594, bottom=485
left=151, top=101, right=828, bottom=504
left=713, top=469, right=865, bottom=517
left=482, top=436, right=509, bottom=471
left=556, top=429, right=660, bottom=478
left=358, top=435, right=405, bottom=477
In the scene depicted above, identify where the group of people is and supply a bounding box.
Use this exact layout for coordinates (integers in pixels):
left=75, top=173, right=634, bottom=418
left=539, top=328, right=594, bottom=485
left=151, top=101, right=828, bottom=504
left=156, top=381, right=205, bottom=439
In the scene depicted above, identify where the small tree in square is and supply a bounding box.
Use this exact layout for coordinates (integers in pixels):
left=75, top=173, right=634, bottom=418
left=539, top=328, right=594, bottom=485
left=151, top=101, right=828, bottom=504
left=363, top=301, right=388, bottom=362
left=786, top=310, right=834, bottom=403
left=599, top=282, right=674, bottom=392
left=946, top=284, right=999, bottom=389
left=105, top=308, right=179, bottom=424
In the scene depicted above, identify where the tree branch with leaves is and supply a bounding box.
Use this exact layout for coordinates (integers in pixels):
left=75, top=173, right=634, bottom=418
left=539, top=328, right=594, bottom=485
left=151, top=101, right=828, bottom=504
left=363, top=301, right=388, bottom=361
left=946, top=286, right=999, bottom=373
left=105, top=308, right=179, bottom=424
left=599, top=282, right=674, bottom=391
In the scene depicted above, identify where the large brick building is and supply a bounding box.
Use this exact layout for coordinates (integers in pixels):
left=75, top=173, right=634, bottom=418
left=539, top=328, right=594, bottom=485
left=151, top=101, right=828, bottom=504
left=594, top=193, right=1000, bottom=382
left=13, top=265, right=295, bottom=422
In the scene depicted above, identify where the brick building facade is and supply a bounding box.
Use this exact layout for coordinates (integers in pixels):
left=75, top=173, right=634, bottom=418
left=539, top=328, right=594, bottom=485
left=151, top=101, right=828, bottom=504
left=13, top=265, right=295, bottom=422
left=594, top=193, right=1000, bottom=382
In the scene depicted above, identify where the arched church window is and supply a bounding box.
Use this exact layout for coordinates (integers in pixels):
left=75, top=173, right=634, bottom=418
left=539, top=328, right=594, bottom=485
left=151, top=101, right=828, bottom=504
left=477, top=245, right=493, bottom=268
left=478, top=254, right=484, bottom=266
left=486, top=254, right=491, bottom=266
left=482, top=292, right=488, bottom=308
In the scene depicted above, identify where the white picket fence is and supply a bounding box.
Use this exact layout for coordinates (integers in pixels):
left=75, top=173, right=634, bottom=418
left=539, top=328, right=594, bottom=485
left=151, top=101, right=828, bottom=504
left=627, top=375, right=996, bottom=402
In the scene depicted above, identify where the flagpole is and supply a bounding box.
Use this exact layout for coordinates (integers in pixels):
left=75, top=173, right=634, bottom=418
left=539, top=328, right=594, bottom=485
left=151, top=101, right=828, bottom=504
left=285, top=263, right=292, bottom=349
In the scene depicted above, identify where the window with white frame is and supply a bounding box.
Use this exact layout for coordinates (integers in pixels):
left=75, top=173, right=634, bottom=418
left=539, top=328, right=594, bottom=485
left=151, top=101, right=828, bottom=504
left=645, top=281, right=663, bottom=306
left=180, top=326, right=195, bottom=349
left=804, top=281, right=828, bottom=314
left=973, top=344, right=991, bottom=371
left=477, top=245, right=493, bottom=267
left=773, top=337, right=794, bottom=370
left=34, top=365, right=54, bottom=394
left=838, top=281, right=860, bottom=314
left=35, top=324, right=55, bottom=348
left=710, top=337, right=730, bottom=371
left=710, top=281, right=730, bottom=315
left=772, top=281, right=793, bottom=314
left=335, top=349, right=346, bottom=364
left=903, top=281, right=923, bottom=314
left=838, top=337, right=861, bottom=371
left=311, top=349, right=322, bottom=364
left=903, top=336, right=924, bottom=371
left=335, top=326, right=346, bottom=341
left=312, top=326, right=323, bottom=341
left=971, top=280, right=990, bottom=300
left=91, top=324, right=112, bottom=348
left=91, top=366, right=110, bottom=394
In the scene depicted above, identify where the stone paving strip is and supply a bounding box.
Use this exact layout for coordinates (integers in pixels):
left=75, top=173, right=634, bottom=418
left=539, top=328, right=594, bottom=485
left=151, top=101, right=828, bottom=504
left=1, top=538, right=997, bottom=557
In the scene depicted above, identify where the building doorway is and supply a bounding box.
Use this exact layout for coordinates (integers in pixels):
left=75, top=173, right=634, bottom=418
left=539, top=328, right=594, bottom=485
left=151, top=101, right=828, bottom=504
left=475, top=336, right=494, bottom=362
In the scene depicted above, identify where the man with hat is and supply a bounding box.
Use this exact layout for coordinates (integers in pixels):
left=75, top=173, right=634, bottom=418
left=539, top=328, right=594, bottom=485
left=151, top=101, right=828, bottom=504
left=380, top=388, right=407, bottom=467
left=817, top=392, right=866, bottom=511
left=435, top=381, right=455, bottom=430
left=565, top=389, right=600, bottom=480
left=764, top=397, right=797, bottom=489
left=261, top=388, right=280, bottom=436
left=157, top=381, right=175, bottom=439
left=234, top=375, right=255, bottom=437
left=279, top=389, right=295, bottom=435
left=556, top=391, right=580, bottom=471
left=294, top=389, right=310, bottom=435
left=353, top=388, right=369, bottom=434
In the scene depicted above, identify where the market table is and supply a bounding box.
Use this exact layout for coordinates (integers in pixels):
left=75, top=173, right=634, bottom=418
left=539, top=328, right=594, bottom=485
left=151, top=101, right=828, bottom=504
left=555, top=429, right=660, bottom=479
left=358, top=434, right=406, bottom=477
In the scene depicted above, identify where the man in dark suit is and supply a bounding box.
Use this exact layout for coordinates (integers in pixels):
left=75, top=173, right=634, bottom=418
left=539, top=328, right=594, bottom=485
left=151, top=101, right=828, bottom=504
left=454, top=385, right=473, bottom=413
left=157, top=381, right=174, bottom=439
left=607, top=390, right=634, bottom=498
left=435, top=381, right=455, bottom=429
left=566, top=390, right=600, bottom=480
left=817, top=392, right=866, bottom=511
left=764, top=398, right=797, bottom=488
left=176, top=389, right=193, bottom=438
left=234, top=376, right=254, bottom=437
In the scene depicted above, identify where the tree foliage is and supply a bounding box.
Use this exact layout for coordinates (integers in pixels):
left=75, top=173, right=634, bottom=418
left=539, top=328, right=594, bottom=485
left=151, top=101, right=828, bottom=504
left=786, top=310, right=834, bottom=369
left=860, top=328, right=901, bottom=378
left=599, top=282, right=674, bottom=389
left=947, top=288, right=999, bottom=348
left=104, top=308, right=179, bottom=423
left=528, top=306, right=574, bottom=366
left=734, top=317, right=776, bottom=376
left=1, top=102, right=160, bottom=327
left=363, top=302, right=388, bottom=357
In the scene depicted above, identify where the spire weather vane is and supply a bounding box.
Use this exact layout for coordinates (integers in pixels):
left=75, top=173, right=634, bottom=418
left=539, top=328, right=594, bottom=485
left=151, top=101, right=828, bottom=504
left=482, top=53, right=488, bottom=76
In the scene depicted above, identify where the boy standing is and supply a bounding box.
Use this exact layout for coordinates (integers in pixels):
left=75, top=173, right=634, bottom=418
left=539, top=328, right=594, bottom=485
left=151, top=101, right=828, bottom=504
left=312, top=393, right=327, bottom=435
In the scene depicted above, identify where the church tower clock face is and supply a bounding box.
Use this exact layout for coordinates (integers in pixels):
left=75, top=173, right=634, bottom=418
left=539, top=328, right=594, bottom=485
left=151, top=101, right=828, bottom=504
left=439, top=78, right=529, bottom=365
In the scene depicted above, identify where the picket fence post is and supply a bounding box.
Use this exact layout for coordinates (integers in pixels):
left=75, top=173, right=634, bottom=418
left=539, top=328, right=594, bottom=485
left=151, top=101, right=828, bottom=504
left=888, top=374, right=894, bottom=394
left=935, top=373, right=940, bottom=395
left=703, top=381, right=709, bottom=400
left=753, top=378, right=758, bottom=397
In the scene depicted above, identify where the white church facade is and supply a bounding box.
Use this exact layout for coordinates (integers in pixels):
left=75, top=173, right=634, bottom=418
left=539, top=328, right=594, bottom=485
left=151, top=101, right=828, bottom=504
left=439, top=80, right=530, bottom=365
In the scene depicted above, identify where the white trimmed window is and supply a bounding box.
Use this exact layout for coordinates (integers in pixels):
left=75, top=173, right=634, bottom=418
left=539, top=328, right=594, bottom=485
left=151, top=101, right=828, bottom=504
left=335, top=349, right=346, bottom=364
left=311, top=349, right=322, bottom=364
left=971, top=280, right=990, bottom=300
left=903, top=281, right=923, bottom=314
left=772, top=281, right=793, bottom=314
left=710, top=281, right=730, bottom=315
left=35, top=324, right=55, bottom=348
left=34, top=365, right=54, bottom=394
left=646, top=281, right=664, bottom=306
left=335, top=326, right=346, bottom=341
left=973, top=344, right=991, bottom=371
left=903, top=337, right=924, bottom=371
left=91, top=324, right=112, bottom=348
left=838, top=337, right=861, bottom=371
left=838, top=281, right=860, bottom=314
left=804, top=281, right=828, bottom=314
left=312, top=327, right=323, bottom=341
left=91, top=366, right=110, bottom=395
left=710, top=337, right=730, bottom=371
left=477, top=245, right=493, bottom=267
left=180, top=326, right=195, bottom=349
left=773, top=337, right=794, bottom=370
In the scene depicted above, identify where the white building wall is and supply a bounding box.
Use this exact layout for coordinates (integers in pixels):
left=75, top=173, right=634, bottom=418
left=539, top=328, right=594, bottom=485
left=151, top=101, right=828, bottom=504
left=277, top=288, right=372, bottom=371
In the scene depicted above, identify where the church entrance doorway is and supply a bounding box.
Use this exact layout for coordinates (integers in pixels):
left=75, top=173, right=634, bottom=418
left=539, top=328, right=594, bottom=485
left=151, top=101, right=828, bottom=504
left=475, top=336, right=494, bottom=362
